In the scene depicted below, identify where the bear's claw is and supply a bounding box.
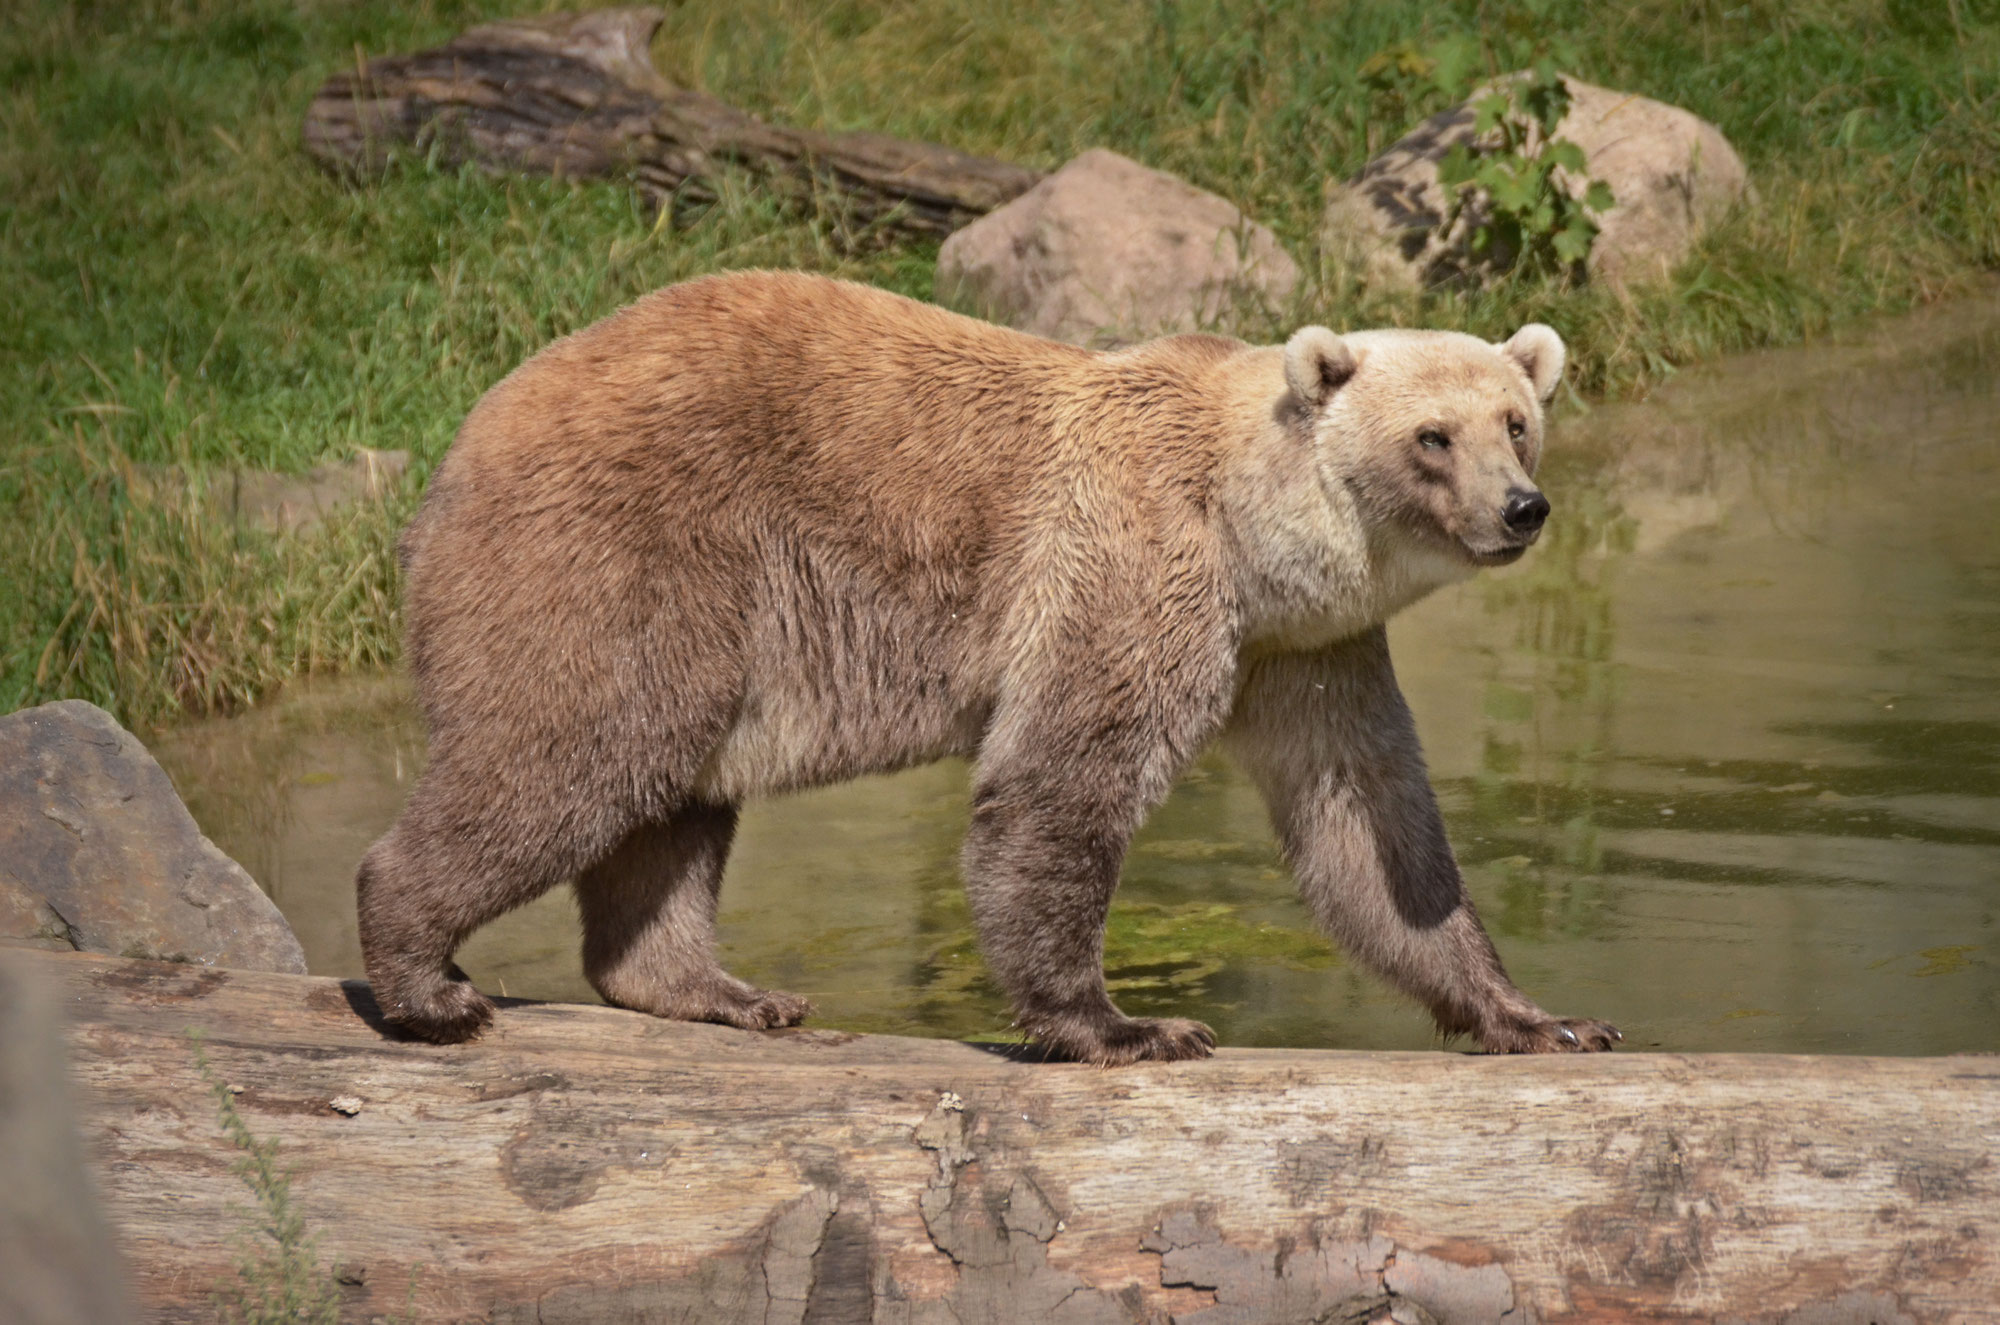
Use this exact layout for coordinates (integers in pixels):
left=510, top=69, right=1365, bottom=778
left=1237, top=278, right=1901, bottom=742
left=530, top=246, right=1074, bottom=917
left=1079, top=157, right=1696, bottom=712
left=599, top=977, right=814, bottom=1031
left=1481, top=1015, right=1622, bottom=1054
left=1034, top=1014, right=1218, bottom=1066
left=721, top=986, right=814, bottom=1031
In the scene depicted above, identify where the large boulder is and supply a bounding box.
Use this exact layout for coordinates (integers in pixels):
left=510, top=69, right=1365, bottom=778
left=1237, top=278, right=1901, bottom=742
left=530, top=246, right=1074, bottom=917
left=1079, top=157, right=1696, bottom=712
left=1323, top=76, right=1748, bottom=288
left=937, top=148, right=1299, bottom=346
left=0, top=701, right=306, bottom=973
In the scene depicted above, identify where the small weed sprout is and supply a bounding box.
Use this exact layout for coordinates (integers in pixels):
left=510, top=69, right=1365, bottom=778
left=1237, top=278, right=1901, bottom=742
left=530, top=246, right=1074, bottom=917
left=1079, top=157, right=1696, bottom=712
left=190, top=1036, right=342, bottom=1325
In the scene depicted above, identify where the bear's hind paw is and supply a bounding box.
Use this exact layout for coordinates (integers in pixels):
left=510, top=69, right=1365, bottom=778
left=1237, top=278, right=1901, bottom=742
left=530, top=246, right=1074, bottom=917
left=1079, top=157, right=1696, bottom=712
left=378, top=975, right=497, bottom=1044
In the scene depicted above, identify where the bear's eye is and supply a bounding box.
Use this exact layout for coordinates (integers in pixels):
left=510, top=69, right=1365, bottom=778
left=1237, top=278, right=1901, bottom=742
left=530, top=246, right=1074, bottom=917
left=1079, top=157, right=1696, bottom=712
left=1507, top=416, right=1526, bottom=440
left=1418, top=428, right=1451, bottom=450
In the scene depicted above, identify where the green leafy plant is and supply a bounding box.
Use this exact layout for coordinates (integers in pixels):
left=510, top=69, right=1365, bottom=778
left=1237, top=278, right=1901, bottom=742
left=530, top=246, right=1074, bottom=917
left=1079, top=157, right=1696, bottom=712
left=1437, top=62, right=1616, bottom=280
left=1359, top=3, right=1618, bottom=283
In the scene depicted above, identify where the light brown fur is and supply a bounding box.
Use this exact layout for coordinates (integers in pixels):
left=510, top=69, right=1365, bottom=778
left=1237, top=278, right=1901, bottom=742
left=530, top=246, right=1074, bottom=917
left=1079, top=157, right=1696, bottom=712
left=355, top=270, right=1618, bottom=1063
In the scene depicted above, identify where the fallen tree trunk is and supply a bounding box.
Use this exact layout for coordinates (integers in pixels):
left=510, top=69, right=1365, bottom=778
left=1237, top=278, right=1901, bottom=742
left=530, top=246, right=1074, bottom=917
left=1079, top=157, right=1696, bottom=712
left=41, top=946, right=1998, bottom=1323
left=301, top=7, right=1042, bottom=240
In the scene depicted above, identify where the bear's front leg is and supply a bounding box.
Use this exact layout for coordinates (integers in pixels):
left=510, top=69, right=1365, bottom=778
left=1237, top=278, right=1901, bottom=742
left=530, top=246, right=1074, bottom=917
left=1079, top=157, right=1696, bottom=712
left=962, top=629, right=1233, bottom=1065
left=1226, top=627, right=1621, bottom=1054
left=962, top=771, right=1216, bottom=1065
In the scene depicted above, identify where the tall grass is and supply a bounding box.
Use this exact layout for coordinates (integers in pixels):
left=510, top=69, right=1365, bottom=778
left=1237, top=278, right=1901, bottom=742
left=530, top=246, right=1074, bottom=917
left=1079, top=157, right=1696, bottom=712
left=4, top=0, right=1996, bottom=727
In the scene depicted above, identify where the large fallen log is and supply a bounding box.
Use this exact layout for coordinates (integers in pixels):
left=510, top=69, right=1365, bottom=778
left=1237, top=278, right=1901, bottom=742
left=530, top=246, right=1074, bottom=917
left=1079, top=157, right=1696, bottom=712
left=40, top=946, right=1998, bottom=1322
left=301, top=7, right=1042, bottom=240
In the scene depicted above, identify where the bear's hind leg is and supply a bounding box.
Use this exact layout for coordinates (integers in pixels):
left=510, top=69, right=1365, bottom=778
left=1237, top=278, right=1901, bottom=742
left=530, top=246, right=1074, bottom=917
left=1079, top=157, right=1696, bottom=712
left=356, top=804, right=560, bottom=1041
left=356, top=846, right=496, bottom=1043
left=575, top=803, right=811, bottom=1031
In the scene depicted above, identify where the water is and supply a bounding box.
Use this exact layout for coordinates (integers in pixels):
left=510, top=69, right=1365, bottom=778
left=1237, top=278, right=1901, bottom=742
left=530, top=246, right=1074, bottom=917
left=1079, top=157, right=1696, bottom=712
left=153, top=295, right=2000, bottom=1055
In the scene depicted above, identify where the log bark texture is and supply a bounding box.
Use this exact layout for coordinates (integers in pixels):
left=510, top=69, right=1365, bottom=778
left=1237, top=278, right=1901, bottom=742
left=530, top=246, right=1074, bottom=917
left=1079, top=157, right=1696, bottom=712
left=42, top=947, right=2000, bottom=1323
left=301, top=7, right=1042, bottom=239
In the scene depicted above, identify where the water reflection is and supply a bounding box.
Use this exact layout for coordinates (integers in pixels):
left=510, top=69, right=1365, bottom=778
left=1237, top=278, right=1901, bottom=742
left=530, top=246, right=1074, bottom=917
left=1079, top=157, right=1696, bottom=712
left=153, top=294, right=2000, bottom=1054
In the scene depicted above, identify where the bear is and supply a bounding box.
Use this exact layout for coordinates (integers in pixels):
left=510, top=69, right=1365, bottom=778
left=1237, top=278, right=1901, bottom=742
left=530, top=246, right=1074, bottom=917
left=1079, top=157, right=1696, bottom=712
left=355, top=269, right=1621, bottom=1064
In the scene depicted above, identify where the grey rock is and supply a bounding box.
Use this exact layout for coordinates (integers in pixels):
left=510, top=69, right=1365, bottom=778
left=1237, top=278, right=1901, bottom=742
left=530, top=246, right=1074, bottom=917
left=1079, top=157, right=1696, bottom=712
left=1324, top=75, right=1748, bottom=288
left=0, top=700, right=306, bottom=973
left=937, top=147, right=1299, bottom=346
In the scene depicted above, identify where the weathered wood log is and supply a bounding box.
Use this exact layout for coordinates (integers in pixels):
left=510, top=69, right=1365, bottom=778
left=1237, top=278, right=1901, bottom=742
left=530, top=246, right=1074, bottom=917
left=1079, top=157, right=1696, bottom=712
left=44, top=946, right=1998, bottom=1323
left=301, top=7, right=1043, bottom=240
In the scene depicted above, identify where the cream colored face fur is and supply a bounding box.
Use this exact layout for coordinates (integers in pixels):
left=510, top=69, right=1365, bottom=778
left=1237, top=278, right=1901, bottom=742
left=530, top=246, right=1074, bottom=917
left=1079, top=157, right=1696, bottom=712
left=1222, top=321, right=1564, bottom=653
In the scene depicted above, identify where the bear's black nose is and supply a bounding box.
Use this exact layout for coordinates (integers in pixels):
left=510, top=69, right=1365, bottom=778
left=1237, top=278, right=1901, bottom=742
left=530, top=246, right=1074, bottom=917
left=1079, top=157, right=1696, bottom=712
left=1502, top=489, right=1550, bottom=534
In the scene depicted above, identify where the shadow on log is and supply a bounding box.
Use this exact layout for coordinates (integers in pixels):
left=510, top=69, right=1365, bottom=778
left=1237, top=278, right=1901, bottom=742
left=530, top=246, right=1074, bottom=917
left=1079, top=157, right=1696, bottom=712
left=301, top=7, right=1043, bottom=240
left=39, top=946, right=1998, bottom=1323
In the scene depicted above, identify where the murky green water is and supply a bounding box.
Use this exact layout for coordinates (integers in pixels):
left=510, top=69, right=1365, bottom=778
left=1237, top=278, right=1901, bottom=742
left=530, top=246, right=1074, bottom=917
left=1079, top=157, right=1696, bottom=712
left=154, top=296, right=2000, bottom=1054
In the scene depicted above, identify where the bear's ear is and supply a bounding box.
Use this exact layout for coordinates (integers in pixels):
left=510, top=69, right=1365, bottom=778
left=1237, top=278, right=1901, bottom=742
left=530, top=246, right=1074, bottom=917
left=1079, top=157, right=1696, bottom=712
left=1497, top=324, right=1566, bottom=402
left=1283, top=326, right=1360, bottom=410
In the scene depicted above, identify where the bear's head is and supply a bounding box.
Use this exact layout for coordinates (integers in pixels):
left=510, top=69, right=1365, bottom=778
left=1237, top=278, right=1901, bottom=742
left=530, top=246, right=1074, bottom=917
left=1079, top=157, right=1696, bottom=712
left=1282, top=322, right=1565, bottom=570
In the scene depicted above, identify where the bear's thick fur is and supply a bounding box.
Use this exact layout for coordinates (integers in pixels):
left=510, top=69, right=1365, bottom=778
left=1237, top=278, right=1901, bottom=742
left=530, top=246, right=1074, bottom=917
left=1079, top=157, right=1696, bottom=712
left=356, top=270, right=1619, bottom=1063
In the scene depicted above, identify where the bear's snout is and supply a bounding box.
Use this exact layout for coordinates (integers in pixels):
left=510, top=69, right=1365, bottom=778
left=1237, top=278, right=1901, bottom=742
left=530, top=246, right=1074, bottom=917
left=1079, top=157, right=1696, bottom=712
left=1501, top=488, right=1550, bottom=539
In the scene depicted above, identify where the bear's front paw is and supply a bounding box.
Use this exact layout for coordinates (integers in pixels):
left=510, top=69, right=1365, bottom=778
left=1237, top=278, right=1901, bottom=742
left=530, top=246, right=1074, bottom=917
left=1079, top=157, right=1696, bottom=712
left=1039, top=1014, right=1217, bottom=1066
left=602, top=977, right=813, bottom=1031
left=1482, top=1015, right=1622, bottom=1054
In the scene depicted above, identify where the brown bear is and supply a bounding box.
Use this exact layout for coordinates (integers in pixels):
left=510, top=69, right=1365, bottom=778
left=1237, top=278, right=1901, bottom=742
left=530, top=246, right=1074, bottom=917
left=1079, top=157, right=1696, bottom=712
left=356, top=270, right=1620, bottom=1064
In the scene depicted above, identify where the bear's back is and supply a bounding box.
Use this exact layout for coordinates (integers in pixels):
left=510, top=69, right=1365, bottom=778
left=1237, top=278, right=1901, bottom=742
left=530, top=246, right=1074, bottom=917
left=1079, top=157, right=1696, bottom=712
left=397, top=274, right=1246, bottom=747
left=428, top=274, right=1096, bottom=568
left=413, top=273, right=1242, bottom=600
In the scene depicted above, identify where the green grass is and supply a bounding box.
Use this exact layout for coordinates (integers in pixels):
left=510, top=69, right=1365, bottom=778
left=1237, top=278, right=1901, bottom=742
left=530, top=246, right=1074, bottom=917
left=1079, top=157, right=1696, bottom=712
left=4, top=0, right=1997, bottom=726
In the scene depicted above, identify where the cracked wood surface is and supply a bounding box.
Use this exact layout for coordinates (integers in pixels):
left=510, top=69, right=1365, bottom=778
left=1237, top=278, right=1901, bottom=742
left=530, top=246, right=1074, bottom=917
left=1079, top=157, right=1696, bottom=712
left=301, top=7, right=1042, bottom=240
left=35, top=948, right=2000, bottom=1323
